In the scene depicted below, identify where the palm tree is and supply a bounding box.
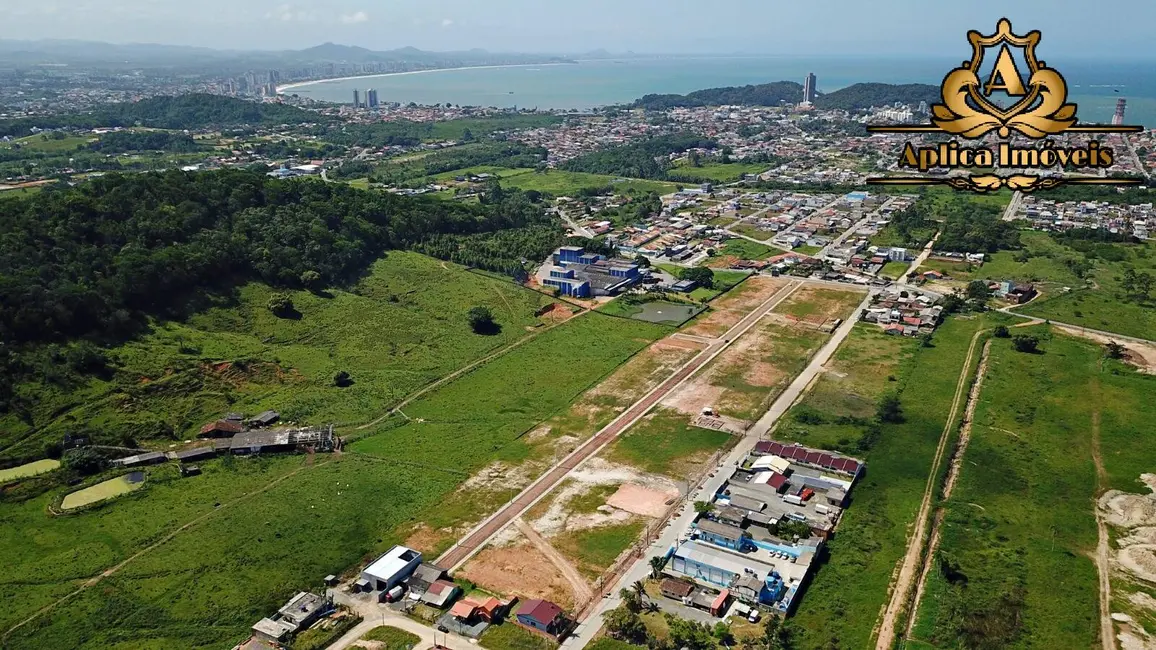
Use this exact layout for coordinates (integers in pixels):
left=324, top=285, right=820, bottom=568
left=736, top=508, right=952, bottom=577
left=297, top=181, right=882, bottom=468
left=649, top=555, right=666, bottom=579
left=632, top=580, right=646, bottom=603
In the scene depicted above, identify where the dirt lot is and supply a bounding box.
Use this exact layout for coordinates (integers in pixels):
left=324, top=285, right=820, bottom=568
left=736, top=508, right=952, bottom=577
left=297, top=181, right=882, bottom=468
left=1099, top=473, right=1156, bottom=648
left=773, top=285, right=865, bottom=326
left=607, top=483, right=679, bottom=518
left=458, top=534, right=577, bottom=610
left=682, top=276, right=789, bottom=338
left=663, top=320, right=817, bottom=423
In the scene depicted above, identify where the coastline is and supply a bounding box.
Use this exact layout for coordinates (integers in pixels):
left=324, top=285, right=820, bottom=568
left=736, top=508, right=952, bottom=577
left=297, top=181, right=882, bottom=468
left=276, top=62, right=572, bottom=94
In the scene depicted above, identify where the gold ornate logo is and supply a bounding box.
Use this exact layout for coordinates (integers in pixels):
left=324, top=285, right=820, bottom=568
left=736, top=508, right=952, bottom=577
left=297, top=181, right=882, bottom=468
left=867, top=18, right=1144, bottom=193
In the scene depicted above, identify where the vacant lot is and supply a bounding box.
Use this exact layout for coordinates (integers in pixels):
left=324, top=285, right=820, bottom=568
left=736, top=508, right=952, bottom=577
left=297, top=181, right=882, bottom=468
left=682, top=276, right=790, bottom=338
left=440, top=167, right=678, bottom=196
left=717, top=239, right=777, bottom=261
left=773, top=285, right=865, bottom=326
left=782, top=313, right=1008, bottom=650
left=669, top=162, right=768, bottom=183
left=729, top=221, right=778, bottom=241
left=0, top=252, right=558, bottom=459
left=602, top=408, right=733, bottom=479
left=910, top=330, right=1102, bottom=650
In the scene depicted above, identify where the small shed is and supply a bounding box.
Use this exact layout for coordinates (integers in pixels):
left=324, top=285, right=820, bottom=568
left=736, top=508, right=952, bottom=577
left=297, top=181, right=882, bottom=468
left=115, top=451, right=167, bottom=468
left=199, top=419, right=244, bottom=438
left=173, top=446, right=216, bottom=463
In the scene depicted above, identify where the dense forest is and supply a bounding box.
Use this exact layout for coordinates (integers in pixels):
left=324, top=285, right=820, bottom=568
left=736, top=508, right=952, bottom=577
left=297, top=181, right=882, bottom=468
left=630, top=81, right=939, bottom=111
left=561, top=133, right=718, bottom=179
left=0, top=170, right=544, bottom=412
left=812, top=83, right=940, bottom=111
left=87, top=130, right=202, bottom=154
left=0, top=94, right=322, bottom=138
left=632, top=82, right=804, bottom=110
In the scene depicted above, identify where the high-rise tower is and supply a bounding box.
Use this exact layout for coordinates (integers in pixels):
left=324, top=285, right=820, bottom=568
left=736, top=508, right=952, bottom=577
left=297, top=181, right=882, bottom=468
left=352, top=89, right=361, bottom=108
left=1113, top=98, right=1127, bottom=126
left=802, top=73, right=817, bottom=105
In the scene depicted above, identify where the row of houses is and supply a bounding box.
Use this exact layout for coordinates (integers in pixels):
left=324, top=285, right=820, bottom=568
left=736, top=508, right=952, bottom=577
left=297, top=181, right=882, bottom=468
left=861, top=289, right=944, bottom=337
left=657, top=443, right=865, bottom=616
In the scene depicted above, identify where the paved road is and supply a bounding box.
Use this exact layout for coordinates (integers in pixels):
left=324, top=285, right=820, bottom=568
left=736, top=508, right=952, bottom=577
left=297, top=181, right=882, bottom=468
left=435, top=280, right=804, bottom=571
left=563, top=290, right=875, bottom=650
left=1001, top=190, right=1024, bottom=222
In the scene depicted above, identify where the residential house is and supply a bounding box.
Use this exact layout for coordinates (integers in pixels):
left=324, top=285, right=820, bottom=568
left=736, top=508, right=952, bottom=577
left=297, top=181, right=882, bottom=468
left=514, top=599, right=568, bottom=639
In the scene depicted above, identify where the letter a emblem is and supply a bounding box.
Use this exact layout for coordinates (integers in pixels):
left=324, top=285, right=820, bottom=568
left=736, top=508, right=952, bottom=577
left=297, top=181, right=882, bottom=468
left=983, top=45, right=1028, bottom=96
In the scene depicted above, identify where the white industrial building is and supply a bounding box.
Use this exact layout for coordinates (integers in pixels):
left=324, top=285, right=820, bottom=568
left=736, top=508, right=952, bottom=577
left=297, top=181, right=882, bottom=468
left=360, top=545, right=422, bottom=592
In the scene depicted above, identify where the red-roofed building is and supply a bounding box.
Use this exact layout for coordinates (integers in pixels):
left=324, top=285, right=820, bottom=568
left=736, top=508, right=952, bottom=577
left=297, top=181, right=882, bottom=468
left=515, top=599, right=568, bottom=639
left=199, top=419, right=243, bottom=438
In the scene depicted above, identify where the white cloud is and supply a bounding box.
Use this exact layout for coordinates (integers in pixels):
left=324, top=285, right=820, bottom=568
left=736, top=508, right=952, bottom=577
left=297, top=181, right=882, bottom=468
left=340, top=11, right=369, bottom=25
left=265, top=4, right=316, bottom=23
left=441, top=18, right=453, bottom=27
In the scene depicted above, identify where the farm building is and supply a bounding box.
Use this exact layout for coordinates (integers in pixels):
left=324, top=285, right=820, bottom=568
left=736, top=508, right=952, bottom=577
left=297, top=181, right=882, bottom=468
left=660, top=577, right=695, bottom=600
left=199, top=419, right=244, bottom=438
left=229, top=425, right=336, bottom=455
left=110, top=451, right=167, bottom=468
left=170, top=447, right=216, bottom=463
left=249, top=410, right=280, bottom=428
left=360, top=545, right=422, bottom=592
left=514, top=599, right=568, bottom=639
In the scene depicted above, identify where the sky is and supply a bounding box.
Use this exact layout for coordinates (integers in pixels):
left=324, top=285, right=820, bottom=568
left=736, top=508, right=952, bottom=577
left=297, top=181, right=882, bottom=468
left=0, top=0, right=1153, bottom=57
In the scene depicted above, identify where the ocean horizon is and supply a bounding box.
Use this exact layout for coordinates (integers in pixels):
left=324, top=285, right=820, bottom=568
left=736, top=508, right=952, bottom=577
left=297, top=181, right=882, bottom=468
left=282, top=56, right=1156, bottom=128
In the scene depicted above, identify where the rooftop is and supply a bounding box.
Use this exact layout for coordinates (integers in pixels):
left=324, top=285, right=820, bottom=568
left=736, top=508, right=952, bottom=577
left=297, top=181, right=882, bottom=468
left=364, top=545, right=421, bottom=581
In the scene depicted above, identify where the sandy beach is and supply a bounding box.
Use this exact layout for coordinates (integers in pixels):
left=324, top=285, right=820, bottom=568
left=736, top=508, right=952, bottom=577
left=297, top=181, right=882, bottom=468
left=276, top=62, right=571, bottom=94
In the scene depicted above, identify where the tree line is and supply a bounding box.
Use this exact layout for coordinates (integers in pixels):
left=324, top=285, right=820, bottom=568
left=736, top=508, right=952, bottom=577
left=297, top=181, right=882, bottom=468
left=631, top=82, right=804, bottom=110
left=87, top=131, right=202, bottom=154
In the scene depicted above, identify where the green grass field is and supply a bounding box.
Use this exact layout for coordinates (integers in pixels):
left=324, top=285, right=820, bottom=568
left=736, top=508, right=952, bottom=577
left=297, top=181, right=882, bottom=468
left=879, top=260, right=912, bottom=280
left=0, top=186, right=45, bottom=200
left=554, top=520, right=646, bottom=577
left=669, top=162, right=768, bottom=183
left=0, top=252, right=558, bottom=458
left=909, top=329, right=1104, bottom=649
left=604, top=408, right=733, bottom=479
left=481, top=622, right=558, bottom=650
left=361, top=625, right=421, bottom=649
left=728, top=222, right=777, bottom=241
left=350, top=312, right=670, bottom=475
left=717, top=239, right=776, bottom=261
left=0, top=134, right=95, bottom=153
left=434, top=167, right=678, bottom=196
left=782, top=313, right=1009, bottom=649
left=688, top=270, right=750, bottom=303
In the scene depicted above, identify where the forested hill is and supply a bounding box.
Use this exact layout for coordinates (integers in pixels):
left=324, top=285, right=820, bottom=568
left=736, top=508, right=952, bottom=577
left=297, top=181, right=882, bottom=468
left=812, top=83, right=940, bottom=111
left=0, top=94, right=321, bottom=138
left=631, top=82, right=804, bottom=110
left=631, top=81, right=939, bottom=111
left=0, top=170, right=544, bottom=353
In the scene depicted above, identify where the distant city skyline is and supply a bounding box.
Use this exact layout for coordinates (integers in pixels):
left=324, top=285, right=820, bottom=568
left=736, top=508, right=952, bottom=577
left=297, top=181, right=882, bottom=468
left=1, top=1, right=1154, bottom=58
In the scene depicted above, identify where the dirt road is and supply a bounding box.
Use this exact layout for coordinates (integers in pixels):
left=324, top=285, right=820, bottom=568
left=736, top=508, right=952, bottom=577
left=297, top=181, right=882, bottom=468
left=514, top=517, right=594, bottom=603
left=903, top=339, right=992, bottom=642
left=1091, top=373, right=1117, bottom=650
left=435, top=281, right=803, bottom=570
left=874, top=329, right=987, bottom=649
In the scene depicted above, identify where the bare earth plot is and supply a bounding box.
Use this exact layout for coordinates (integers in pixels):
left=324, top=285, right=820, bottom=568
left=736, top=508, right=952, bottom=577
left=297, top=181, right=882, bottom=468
left=682, top=276, right=790, bottom=338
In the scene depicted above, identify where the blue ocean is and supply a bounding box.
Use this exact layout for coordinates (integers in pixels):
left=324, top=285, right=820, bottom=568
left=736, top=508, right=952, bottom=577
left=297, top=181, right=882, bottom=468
left=284, top=56, right=1156, bottom=127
